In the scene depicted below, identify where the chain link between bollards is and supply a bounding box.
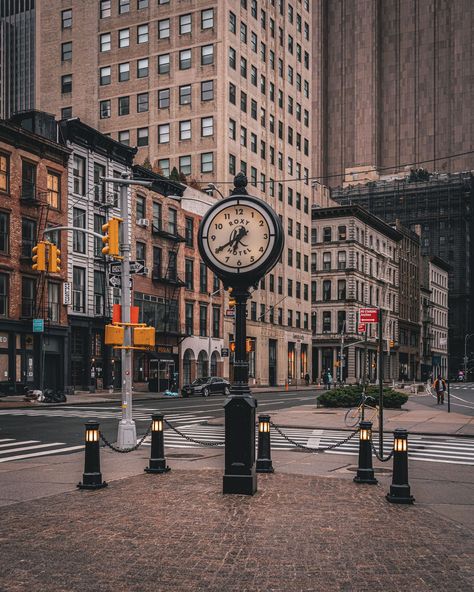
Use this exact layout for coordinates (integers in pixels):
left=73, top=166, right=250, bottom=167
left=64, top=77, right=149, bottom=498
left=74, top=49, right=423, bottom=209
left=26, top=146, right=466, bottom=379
left=99, top=422, right=152, bottom=453
left=163, top=418, right=225, bottom=447
left=269, top=421, right=360, bottom=453
left=370, top=441, right=394, bottom=462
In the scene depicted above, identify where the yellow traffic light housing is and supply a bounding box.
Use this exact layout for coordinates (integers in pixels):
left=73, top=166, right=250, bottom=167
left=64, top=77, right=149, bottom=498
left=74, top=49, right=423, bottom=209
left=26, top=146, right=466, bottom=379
left=105, top=324, right=125, bottom=345
left=389, top=340, right=395, bottom=348
left=48, top=244, right=61, bottom=273
left=133, top=326, right=155, bottom=347
left=32, top=242, right=47, bottom=271
left=228, top=288, right=236, bottom=307
left=102, top=217, right=122, bottom=258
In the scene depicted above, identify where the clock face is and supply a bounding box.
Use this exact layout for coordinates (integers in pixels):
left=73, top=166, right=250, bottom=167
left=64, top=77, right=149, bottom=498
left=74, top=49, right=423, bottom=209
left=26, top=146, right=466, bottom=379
left=200, top=197, right=278, bottom=275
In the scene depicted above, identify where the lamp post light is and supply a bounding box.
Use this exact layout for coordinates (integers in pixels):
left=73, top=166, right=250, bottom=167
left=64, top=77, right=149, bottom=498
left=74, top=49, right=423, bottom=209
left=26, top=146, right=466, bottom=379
left=353, top=421, right=378, bottom=484
left=256, top=414, right=274, bottom=473
left=77, top=421, right=107, bottom=490
left=386, top=428, right=414, bottom=504
left=145, top=413, right=170, bottom=474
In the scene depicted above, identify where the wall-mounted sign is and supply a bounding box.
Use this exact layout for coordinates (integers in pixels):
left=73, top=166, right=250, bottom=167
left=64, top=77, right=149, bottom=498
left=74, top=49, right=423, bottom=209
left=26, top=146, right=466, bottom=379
left=359, top=308, right=379, bottom=323
left=221, top=348, right=229, bottom=357
left=63, top=282, right=72, bottom=305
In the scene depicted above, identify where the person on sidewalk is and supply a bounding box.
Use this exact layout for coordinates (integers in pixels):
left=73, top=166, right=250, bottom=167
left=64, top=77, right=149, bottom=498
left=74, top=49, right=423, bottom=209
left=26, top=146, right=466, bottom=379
left=433, top=374, right=447, bottom=404
left=326, top=370, right=333, bottom=391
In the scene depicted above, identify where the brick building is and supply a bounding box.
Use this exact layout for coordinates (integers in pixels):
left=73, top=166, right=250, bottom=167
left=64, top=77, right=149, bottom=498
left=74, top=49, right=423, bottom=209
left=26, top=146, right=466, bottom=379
left=0, top=113, right=70, bottom=393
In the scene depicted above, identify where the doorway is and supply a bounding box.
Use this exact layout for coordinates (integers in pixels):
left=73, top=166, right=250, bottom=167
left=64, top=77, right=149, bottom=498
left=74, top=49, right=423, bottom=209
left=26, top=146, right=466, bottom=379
left=269, top=339, right=277, bottom=386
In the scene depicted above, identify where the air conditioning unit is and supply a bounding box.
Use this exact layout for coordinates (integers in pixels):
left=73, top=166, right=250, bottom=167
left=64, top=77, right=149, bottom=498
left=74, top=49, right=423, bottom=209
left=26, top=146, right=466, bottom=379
left=137, top=218, right=150, bottom=227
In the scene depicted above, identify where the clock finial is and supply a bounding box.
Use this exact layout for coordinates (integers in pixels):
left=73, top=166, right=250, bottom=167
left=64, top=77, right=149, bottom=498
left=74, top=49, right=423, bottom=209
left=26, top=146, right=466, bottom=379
left=231, top=173, right=248, bottom=195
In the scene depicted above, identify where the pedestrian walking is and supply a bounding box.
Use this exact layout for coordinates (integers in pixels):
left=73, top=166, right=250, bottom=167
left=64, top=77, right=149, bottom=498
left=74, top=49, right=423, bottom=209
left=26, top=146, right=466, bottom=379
left=326, top=370, right=333, bottom=391
left=433, top=374, right=447, bottom=405
left=304, top=373, right=310, bottom=386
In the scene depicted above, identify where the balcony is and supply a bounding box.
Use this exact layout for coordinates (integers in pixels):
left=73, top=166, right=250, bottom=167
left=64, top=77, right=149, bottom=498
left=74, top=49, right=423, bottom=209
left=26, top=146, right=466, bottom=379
left=151, top=266, right=185, bottom=287
left=152, top=222, right=185, bottom=243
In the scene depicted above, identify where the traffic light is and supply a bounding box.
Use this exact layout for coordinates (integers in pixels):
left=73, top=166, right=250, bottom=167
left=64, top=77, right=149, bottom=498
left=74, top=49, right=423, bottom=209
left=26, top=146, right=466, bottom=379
left=246, top=338, right=254, bottom=353
left=32, top=242, right=47, bottom=271
left=229, top=341, right=236, bottom=352
left=48, top=244, right=61, bottom=273
left=335, top=360, right=341, bottom=368
left=389, top=339, right=395, bottom=348
left=228, top=288, right=236, bottom=307
left=102, top=217, right=122, bottom=257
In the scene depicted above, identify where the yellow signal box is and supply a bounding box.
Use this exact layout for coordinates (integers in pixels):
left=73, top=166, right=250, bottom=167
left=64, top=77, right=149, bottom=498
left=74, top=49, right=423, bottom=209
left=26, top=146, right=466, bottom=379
left=102, top=217, right=122, bottom=257
left=32, top=242, right=47, bottom=271
left=335, top=360, right=341, bottom=368
left=229, top=341, right=236, bottom=352
left=228, top=288, right=236, bottom=307
left=133, top=326, right=155, bottom=347
left=246, top=338, right=254, bottom=353
left=48, top=244, right=61, bottom=273
left=105, top=324, right=124, bottom=345
left=389, top=340, right=395, bottom=348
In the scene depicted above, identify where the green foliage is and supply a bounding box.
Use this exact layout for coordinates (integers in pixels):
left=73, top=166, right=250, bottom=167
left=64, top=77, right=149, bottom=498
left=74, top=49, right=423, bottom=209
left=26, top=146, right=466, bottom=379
left=142, top=157, right=152, bottom=170
left=169, top=166, right=181, bottom=181
left=318, top=386, right=408, bottom=409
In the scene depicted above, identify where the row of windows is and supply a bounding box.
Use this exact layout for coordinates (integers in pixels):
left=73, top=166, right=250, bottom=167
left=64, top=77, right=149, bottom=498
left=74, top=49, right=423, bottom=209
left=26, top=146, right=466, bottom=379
left=229, top=119, right=309, bottom=159
left=229, top=154, right=309, bottom=186
left=184, top=302, right=221, bottom=338
left=0, top=274, right=64, bottom=321
left=0, top=155, right=61, bottom=208
left=312, top=224, right=395, bottom=256
left=245, top=304, right=310, bottom=329
left=312, top=311, right=346, bottom=335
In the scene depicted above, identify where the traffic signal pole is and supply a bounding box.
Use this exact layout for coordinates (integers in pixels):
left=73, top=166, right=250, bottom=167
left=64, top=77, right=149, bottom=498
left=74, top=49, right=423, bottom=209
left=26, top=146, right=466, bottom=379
left=378, top=308, right=384, bottom=456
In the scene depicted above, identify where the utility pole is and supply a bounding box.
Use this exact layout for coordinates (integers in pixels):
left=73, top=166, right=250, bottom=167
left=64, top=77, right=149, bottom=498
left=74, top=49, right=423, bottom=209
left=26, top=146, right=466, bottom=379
left=378, top=308, right=384, bottom=455
left=339, top=321, right=345, bottom=385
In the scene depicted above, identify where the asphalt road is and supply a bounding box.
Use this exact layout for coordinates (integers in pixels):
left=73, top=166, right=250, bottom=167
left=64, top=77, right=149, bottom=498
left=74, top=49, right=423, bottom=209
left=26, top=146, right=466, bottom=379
left=412, top=381, right=474, bottom=416
left=0, top=390, right=316, bottom=453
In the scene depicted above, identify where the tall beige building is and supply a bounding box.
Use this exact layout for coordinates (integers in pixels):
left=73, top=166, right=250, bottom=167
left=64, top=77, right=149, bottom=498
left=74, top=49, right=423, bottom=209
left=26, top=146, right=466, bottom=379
left=36, top=0, right=313, bottom=386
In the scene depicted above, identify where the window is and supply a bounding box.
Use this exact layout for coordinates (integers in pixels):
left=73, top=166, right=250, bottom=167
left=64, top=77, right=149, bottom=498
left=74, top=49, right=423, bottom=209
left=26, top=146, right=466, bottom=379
left=202, top=8, right=214, bottom=29
left=180, top=49, right=191, bottom=69
left=179, top=85, right=191, bottom=105
left=229, top=47, right=236, bottom=69
left=287, top=279, right=293, bottom=297
left=61, top=74, right=72, bottom=94
left=185, top=217, right=194, bottom=247
left=251, top=31, right=257, bottom=52
left=212, top=306, right=220, bottom=337
left=338, top=280, right=346, bottom=300
left=137, top=92, right=149, bottom=112
left=72, top=267, right=85, bottom=313
left=240, top=22, right=247, bottom=43
left=61, top=107, right=72, bottom=119
left=180, top=120, right=192, bottom=140
left=323, top=252, right=331, bottom=270
left=201, top=44, right=214, bottom=65
left=199, top=305, right=208, bottom=337
left=137, top=58, right=149, bottom=77
left=119, top=0, right=130, bottom=13
left=241, top=56, right=247, bottom=78
left=61, top=42, right=72, bottom=61
left=62, top=9, right=72, bottom=29
left=199, top=262, right=208, bottom=293
left=338, top=225, right=347, bottom=241
left=158, top=54, right=170, bottom=74
left=136, top=241, right=146, bottom=262
left=119, top=28, right=130, bottom=47
left=73, top=208, right=86, bottom=253
left=138, top=0, right=148, bottom=9
left=241, top=92, right=247, bottom=113
left=158, top=19, right=170, bottom=39
left=118, top=96, right=130, bottom=115
left=323, top=227, right=332, bottom=242
left=93, top=163, right=105, bottom=203
left=21, top=277, right=35, bottom=318
left=323, top=311, right=331, bottom=333
left=0, top=212, right=8, bottom=254
left=152, top=202, right=162, bottom=231
left=229, top=154, right=236, bottom=175
left=180, top=14, right=191, bottom=34
left=100, top=33, right=111, bottom=52
left=229, top=11, right=236, bottom=33
left=100, top=100, right=110, bottom=119
left=185, top=302, right=194, bottom=335
left=158, top=124, right=170, bottom=144
left=158, top=159, right=169, bottom=177
left=179, top=155, right=191, bottom=176
left=201, top=152, right=213, bottom=173
left=185, top=259, right=194, bottom=290
left=118, top=62, right=130, bottom=82
left=287, top=310, right=293, bottom=327
left=99, top=66, right=111, bottom=86
left=94, top=214, right=105, bottom=257
left=323, top=280, right=331, bottom=301
left=0, top=273, right=8, bottom=316
left=93, top=272, right=105, bottom=316
left=153, top=247, right=162, bottom=277
left=137, top=127, right=149, bottom=146
left=250, top=301, right=257, bottom=321
left=21, top=218, right=36, bottom=258
left=138, top=24, right=148, bottom=43
left=72, top=155, right=85, bottom=195
left=229, top=82, right=236, bottom=104
left=337, top=251, right=346, bottom=270
left=201, top=80, right=213, bottom=101
left=168, top=208, right=177, bottom=235
left=201, top=117, right=213, bottom=137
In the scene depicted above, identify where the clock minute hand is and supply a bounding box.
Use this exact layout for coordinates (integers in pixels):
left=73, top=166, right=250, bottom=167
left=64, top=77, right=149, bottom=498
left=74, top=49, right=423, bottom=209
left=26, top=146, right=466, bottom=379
left=231, top=228, right=249, bottom=253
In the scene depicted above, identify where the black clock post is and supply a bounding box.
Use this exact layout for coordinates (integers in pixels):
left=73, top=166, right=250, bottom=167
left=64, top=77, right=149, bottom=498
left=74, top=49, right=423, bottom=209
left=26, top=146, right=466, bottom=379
left=197, top=174, right=284, bottom=495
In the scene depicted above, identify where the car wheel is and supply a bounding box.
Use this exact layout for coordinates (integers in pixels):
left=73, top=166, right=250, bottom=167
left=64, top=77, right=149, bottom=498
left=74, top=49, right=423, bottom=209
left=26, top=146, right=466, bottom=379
left=224, top=386, right=230, bottom=396
left=202, top=388, right=209, bottom=397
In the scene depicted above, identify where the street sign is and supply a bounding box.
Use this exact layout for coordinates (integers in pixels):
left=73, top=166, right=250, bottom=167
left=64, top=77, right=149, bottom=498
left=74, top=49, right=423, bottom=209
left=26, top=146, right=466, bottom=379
left=108, top=276, right=133, bottom=288
left=225, top=309, right=235, bottom=318
left=63, top=282, right=72, bottom=305
left=358, top=322, right=367, bottom=333
left=110, top=261, right=147, bottom=275
left=359, top=308, right=379, bottom=323
left=109, top=262, right=122, bottom=275
left=32, top=319, right=44, bottom=333
left=221, top=348, right=229, bottom=357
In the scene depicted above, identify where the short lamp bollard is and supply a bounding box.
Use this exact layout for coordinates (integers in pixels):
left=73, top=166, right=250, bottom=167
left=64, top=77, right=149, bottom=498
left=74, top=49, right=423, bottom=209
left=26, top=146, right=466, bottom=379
left=353, top=421, right=378, bottom=484
left=77, top=421, right=108, bottom=490
left=144, top=413, right=170, bottom=474
left=386, top=429, right=415, bottom=504
left=256, top=415, right=274, bottom=473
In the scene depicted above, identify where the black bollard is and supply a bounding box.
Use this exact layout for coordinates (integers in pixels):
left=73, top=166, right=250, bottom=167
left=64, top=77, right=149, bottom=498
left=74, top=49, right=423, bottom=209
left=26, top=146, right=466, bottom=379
left=353, top=421, right=378, bottom=484
left=256, top=414, right=274, bottom=473
left=144, top=413, right=170, bottom=474
left=386, top=429, right=415, bottom=504
left=77, top=421, right=108, bottom=490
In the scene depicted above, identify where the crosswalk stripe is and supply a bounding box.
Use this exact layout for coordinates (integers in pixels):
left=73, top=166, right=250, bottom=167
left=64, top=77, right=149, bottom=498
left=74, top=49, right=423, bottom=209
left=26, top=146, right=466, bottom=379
left=0, top=445, right=84, bottom=464
left=0, top=442, right=65, bottom=455
left=0, top=440, right=39, bottom=449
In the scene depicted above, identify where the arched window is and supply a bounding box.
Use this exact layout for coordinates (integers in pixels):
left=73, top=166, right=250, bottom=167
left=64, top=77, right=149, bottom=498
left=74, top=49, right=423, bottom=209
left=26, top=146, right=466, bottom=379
left=183, top=349, right=194, bottom=384
left=210, top=351, right=220, bottom=376
left=197, top=350, right=209, bottom=378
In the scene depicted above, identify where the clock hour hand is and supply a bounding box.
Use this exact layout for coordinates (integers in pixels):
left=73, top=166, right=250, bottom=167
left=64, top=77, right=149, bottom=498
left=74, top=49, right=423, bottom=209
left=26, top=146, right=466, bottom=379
left=215, top=227, right=246, bottom=254
left=215, top=237, right=235, bottom=253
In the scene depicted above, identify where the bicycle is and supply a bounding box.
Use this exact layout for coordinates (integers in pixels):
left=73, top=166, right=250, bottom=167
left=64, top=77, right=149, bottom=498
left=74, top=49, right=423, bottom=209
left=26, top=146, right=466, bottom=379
left=344, top=394, right=379, bottom=428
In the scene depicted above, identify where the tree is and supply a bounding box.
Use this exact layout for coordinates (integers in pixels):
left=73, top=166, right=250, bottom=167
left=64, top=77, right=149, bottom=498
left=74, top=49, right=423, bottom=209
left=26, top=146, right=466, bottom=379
left=142, top=157, right=152, bottom=170
left=169, top=167, right=181, bottom=181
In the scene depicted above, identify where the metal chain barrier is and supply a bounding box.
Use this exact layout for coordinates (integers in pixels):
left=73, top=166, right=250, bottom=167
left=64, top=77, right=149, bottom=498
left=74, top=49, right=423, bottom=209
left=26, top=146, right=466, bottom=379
left=164, top=418, right=225, bottom=447
left=269, top=420, right=359, bottom=453
left=99, top=422, right=152, bottom=453
left=370, top=442, right=394, bottom=462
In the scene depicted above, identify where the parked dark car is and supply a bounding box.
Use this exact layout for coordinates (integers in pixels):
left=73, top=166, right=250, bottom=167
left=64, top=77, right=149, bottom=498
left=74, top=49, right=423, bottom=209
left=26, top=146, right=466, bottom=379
left=181, top=377, right=231, bottom=398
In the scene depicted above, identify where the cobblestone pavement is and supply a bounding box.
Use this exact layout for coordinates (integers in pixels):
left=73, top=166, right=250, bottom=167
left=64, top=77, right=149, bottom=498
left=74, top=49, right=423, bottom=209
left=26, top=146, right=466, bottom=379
left=0, top=470, right=472, bottom=592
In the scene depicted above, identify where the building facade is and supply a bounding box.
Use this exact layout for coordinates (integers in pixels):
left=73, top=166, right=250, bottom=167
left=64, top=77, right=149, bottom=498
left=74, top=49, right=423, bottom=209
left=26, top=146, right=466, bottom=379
left=59, top=117, right=136, bottom=391
left=331, top=171, right=473, bottom=375
left=0, top=113, right=70, bottom=393
left=35, top=0, right=314, bottom=387
left=311, top=205, right=400, bottom=384
left=311, top=0, right=474, bottom=185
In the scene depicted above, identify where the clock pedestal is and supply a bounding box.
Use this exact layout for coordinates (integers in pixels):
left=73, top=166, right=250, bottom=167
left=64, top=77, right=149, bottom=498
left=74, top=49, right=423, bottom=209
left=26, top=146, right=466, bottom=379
left=223, top=287, right=257, bottom=495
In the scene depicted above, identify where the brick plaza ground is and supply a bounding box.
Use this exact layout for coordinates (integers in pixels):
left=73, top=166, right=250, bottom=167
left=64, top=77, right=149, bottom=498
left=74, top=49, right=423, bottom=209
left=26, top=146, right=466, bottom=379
left=0, top=469, right=472, bottom=592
